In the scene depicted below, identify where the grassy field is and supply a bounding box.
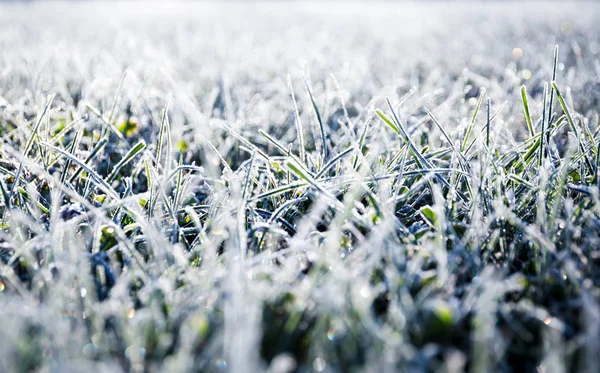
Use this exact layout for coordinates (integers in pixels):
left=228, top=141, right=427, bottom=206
left=1, top=2, right=600, bottom=372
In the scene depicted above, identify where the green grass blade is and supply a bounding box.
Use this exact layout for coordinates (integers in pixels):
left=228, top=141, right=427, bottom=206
left=552, top=81, right=594, bottom=171
left=462, top=88, right=485, bottom=152
left=85, top=103, right=128, bottom=144
left=288, top=75, right=306, bottom=163
left=59, top=129, right=81, bottom=188
left=286, top=160, right=343, bottom=210
left=521, top=85, right=534, bottom=138
left=9, top=93, right=56, bottom=206
left=39, top=141, right=120, bottom=200
left=156, top=98, right=170, bottom=169
left=303, top=77, right=327, bottom=162
left=106, top=140, right=147, bottom=183
left=547, top=45, right=559, bottom=123
left=259, top=129, right=290, bottom=155
left=315, top=146, right=354, bottom=179
left=539, top=83, right=548, bottom=167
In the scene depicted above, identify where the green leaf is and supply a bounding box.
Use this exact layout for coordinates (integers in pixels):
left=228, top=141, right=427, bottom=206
left=420, top=206, right=438, bottom=227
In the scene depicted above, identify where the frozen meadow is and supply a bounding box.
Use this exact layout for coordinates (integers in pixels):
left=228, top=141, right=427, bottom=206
left=0, top=2, right=600, bottom=372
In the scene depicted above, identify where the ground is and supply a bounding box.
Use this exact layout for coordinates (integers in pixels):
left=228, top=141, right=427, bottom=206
left=0, top=2, right=599, bottom=373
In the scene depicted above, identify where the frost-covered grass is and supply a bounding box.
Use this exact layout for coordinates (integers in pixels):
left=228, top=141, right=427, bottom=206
left=1, top=2, right=600, bottom=372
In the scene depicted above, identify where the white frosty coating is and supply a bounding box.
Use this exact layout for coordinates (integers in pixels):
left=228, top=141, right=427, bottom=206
left=0, top=2, right=598, bottom=373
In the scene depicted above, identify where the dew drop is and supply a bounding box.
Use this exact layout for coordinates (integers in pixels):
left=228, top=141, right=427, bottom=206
left=560, top=21, right=573, bottom=35
left=512, top=48, right=523, bottom=59
left=313, top=357, right=326, bottom=372
left=327, top=328, right=337, bottom=342
left=213, top=358, right=227, bottom=371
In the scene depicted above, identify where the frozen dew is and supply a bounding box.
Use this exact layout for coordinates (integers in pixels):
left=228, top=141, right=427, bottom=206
left=522, top=70, right=532, bottom=80
left=82, top=343, right=97, bottom=358
left=327, top=327, right=336, bottom=341
left=92, top=334, right=102, bottom=346
left=590, top=41, right=600, bottom=54
left=512, top=47, right=523, bottom=59
left=560, top=21, right=573, bottom=35
left=128, top=308, right=136, bottom=318
left=269, top=354, right=297, bottom=373
left=359, top=283, right=371, bottom=298
left=325, top=319, right=346, bottom=343
left=0, top=282, right=4, bottom=292
left=313, top=357, right=327, bottom=372
left=212, top=358, right=227, bottom=371
left=125, top=345, right=147, bottom=362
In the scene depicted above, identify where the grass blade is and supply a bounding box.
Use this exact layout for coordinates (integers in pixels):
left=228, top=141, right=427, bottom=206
left=106, top=140, right=147, bottom=183
left=39, top=141, right=120, bottom=200
left=462, top=88, right=486, bottom=152
left=303, top=76, right=328, bottom=162
left=552, top=81, right=594, bottom=171
left=9, top=93, right=56, bottom=206
left=521, top=85, right=534, bottom=138
left=288, top=75, right=306, bottom=163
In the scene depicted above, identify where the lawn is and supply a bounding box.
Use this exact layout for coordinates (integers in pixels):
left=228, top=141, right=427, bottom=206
left=0, top=2, right=599, bottom=372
